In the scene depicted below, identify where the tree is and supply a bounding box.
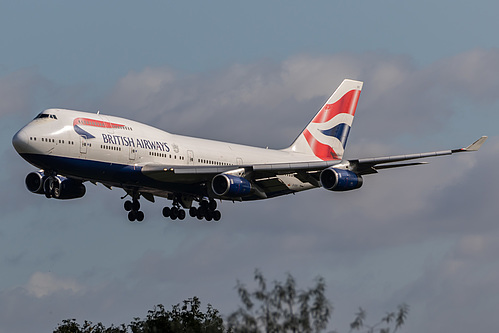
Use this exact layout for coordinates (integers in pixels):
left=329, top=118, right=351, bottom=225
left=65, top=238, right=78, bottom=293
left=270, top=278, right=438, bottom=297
left=128, top=297, right=224, bottom=333
left=54, top=274, right=409, bottom=333
left=54, top=318, right=126, bottom=333
left=348, top=304, right=409, bottom=333
left=227, top=269, right=332, bottom=333
left=54, top=297, right=224, bottom=333
left=227, top=270, right=409, bottom=333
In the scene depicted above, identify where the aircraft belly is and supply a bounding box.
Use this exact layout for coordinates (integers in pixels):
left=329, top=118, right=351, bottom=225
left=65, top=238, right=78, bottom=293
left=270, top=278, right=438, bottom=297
left=20, top=153, right=206, bottom=197
left=141, top=169, right=210, bottom=184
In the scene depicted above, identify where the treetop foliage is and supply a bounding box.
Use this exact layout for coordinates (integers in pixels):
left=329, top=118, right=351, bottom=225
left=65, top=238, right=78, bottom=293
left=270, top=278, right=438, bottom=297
left=54, top=271, right=408, bottom=333
left=227, top=269, right=332, bottom=333
left=53, top=297, right=224, bottom=333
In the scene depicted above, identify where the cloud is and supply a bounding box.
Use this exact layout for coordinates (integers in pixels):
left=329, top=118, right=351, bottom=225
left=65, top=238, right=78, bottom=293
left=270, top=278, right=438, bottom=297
left=25, top=271, right=83, bottom=298
left=0, top=68, right=47, bottom=117
left=432, top=48, right=499, bottom=103
left=100, top=49, right=499, bottom=152
left=396, top=228, right=499, bottom=333
left=2, top=49, right=499, bottom=333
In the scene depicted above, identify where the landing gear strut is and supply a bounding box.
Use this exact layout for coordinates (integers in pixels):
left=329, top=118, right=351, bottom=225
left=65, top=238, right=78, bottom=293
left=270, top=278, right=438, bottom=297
left=124, top=194, right=144, bottom=222
left=162, top=195, right=186, bottom=220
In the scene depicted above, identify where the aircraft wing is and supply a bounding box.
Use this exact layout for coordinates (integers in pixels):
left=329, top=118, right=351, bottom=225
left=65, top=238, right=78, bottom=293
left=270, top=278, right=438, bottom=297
left=141, top=160, right=341, bottom=183
left=141, top=160, right=337, bottom=198
left=350, top=136, right=488, bottom=175
left=141, top=136, right=487, bottom=197
left=141, top=157, right=341, bottom=199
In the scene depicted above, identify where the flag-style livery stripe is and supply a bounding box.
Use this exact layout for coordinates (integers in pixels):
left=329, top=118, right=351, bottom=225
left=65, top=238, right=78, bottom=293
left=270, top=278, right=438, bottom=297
left=73, top=117, right=126, bottom=139
left=303, top=128, right=340, bottom=160
left=311, top=89, right=360, bottom=123
left=305, top=88, right=361, bottom=161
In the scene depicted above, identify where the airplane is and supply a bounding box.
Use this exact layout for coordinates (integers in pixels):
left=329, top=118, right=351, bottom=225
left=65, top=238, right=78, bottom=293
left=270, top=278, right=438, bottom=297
left=12, top=79, right=487, bottom=222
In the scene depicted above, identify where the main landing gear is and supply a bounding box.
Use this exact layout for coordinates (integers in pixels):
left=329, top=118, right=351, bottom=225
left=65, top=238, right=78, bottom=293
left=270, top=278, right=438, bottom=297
left=189, top=199, right=221, bottom=221
left=162, top=200, right=186, bottom=220
left=124, top=197, right=144, bottom=222
left=122, top=192, right=222, bottom=222
left=162, top=197, right=221, bottom=222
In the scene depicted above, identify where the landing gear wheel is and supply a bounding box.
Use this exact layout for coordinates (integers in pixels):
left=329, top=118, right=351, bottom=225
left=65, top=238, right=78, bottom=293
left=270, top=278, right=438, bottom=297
left=200, top=200, right=209, bottom=210
left=213, top=210, right=221, bottom=221
left=209, top=199, right=217, bottom=211
left=132, top=200, right=140, bottom=211
left=205, top=211, right=213, bottom=222
left=189, top=207, right=197, bottom=217
left=170, top=207, right=179, bottom=220
left=136, top=211, right=144, bottom=222
left=162, top=207, right=171, bottom=217
left=178, top=209, right=186, bottom=220
left=124, top=200, right=133, bottom=211
left=128, top=210, right=136, bottom=222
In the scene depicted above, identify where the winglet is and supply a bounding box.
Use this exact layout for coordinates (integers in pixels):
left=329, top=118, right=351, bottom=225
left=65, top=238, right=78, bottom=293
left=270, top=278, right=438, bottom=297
left=455, top=136, right=488, bottom=152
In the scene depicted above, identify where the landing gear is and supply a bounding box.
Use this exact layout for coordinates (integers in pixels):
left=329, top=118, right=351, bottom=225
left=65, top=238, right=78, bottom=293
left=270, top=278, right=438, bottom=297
left=124, top=195, right=144, bottom=222
left=122, top=192, right=222, bottom=222
left=188, top=199, right=221, bottom=222
left=162, top=197, right=221, bottom=222
left=162, top=196, right=186, bottom=221
left=127, top=209, right=144, bottom=222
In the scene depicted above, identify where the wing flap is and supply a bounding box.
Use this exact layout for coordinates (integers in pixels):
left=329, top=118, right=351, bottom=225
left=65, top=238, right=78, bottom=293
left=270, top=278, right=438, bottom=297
left=140, top=164, right=224, bottom=183
left=252, top=160, right=338, bottom=173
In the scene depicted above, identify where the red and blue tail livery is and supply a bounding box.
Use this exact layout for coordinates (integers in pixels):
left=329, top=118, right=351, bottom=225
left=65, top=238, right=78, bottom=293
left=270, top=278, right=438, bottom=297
left=12, top=79, right=486, bottom=222
left=288, top=79, right=362, bottom=161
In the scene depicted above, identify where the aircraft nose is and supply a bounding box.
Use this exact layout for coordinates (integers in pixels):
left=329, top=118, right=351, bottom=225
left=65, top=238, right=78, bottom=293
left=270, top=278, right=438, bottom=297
left=12, top=128, right=30, bottom=153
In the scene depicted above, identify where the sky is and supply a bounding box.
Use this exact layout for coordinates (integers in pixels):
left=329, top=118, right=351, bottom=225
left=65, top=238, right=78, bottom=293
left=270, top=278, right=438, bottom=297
left=1, top=1, right=499, bottom=332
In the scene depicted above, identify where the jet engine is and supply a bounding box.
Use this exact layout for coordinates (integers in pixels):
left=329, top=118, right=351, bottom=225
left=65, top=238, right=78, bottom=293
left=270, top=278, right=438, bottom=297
left=25, top=171, right=46, bottom=194
left=211, top=174, right=252, bottom=197
left=320, top=168, right=363, bottom=191
left=42, top=175, right=86, bottom=199
left=25, top=172, right=86, bottom=199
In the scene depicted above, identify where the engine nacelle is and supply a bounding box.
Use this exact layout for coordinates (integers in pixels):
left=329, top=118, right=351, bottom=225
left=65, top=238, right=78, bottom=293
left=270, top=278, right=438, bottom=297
left=212, top=174, right=252, bottom=197
left=25, top=171, right=46, bottom=194
left=43, top=175, right=86, bottom=199
left=320, top=168, right=363, bottom=191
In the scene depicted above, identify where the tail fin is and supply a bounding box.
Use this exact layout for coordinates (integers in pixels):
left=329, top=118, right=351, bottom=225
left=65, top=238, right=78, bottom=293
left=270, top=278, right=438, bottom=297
left=286, top=79, right=363, bottom=161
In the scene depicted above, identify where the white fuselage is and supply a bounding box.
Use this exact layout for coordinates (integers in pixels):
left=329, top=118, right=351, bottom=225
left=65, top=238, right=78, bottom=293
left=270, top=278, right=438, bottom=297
left=13, top=108, right=321, bottom=187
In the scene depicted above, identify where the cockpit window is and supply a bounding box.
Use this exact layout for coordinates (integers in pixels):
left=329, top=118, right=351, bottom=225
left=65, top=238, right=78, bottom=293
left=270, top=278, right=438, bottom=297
left=34, top=113, right=57, bottom=120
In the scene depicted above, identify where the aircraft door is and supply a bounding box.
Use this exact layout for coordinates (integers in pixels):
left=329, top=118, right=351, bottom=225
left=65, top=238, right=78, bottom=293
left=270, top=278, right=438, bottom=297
left=80, top=136, right=88, bottom=154
left=187, top=150, right=194, bottom=165
left=129, top=146, right=136, bottom=161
